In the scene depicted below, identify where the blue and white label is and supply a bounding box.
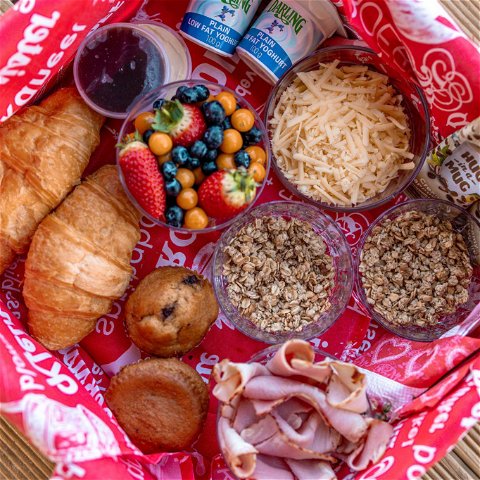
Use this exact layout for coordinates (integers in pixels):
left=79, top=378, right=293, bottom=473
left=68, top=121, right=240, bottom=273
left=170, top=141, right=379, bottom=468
left=239, top=28, right=292, bottom=76
left=237, top=0, right=325, bottom=80
left=181, top=0, right=261, bottom=55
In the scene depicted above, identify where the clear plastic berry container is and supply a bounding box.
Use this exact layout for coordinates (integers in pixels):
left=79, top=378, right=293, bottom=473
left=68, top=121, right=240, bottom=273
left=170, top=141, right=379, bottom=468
left=212, top=201, right=354, bottom=344
left=356, top=199, right=480, bottom=342
left=117, top=80, right=271, bottom=233
left=265, top=45, right=430, bottom=213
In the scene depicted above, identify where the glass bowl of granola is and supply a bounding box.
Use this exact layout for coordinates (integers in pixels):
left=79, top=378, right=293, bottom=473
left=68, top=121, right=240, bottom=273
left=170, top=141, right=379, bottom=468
left=356, top=198, right=480, bottom=342
left=212, top=201, right=353, bottom=344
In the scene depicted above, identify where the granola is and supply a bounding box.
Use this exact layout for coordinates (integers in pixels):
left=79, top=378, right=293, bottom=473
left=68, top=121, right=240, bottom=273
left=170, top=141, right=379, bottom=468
left=222, top=216, right=334, bottom=333
left=359, top=210, right=473, bottom=327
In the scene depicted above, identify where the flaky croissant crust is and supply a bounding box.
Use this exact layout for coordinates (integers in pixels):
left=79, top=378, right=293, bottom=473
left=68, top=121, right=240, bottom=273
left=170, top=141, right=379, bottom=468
left=0, top=87, right=104, bottom=274
left=23, top=165, right=141, bottom=350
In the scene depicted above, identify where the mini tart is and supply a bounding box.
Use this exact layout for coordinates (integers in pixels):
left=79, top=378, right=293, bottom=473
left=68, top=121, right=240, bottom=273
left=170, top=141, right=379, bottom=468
left=125, top=266, right=218, bottom=357
left=105, top=358, right=208, bottom=453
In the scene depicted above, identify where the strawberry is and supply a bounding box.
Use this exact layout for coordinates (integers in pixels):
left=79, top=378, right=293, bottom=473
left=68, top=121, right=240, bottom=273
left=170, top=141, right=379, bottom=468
left=153, top=99, right=206, bottom=147
left=198, top=169, right=257, bottom=219
left=118, top=139, right=166, bottom=220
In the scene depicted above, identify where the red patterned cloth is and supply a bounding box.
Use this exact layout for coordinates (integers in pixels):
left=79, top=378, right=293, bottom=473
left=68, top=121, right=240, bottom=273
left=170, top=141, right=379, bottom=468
left=1, top=1, right=479, bottom=479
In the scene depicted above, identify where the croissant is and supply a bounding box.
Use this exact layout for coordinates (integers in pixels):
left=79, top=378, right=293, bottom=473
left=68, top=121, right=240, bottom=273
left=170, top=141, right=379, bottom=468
left=23, top=165, right=141, bottom=350
left=0, top=87, right=104, bottom=274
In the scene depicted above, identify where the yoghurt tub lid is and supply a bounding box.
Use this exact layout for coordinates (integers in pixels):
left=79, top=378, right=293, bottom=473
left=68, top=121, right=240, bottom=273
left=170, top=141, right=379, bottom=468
left=134, top=21, right=192, bottom=82
left=308, top=0, right=347, bottom=38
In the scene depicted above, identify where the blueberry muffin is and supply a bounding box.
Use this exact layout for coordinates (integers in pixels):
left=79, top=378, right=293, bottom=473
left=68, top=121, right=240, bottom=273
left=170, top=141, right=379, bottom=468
left=125, top=266, right=218, bottom=356
left=105, top=358, right=208, bottom=453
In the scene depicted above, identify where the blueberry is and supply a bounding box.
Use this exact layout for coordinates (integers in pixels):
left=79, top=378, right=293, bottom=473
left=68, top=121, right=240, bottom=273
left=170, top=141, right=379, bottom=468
left=202, top=161, right=218, bottom=176
left=234, top=150, right=251, bottom=168
left=143, top=129, right=154, bottom=144
left=176, top=86, right=198, bottom=104
left=204, top=125, right=224, bottom=149
left=222, top=116, right=232, bottom=130
left=165, top=205, right=184, bottom=227
left=153, top=98, right=166, bottom=109
left=162, top=161, right=178, bottom=180
left=193, top=84, right=210, bottom=102
left=175, top=85, right=189, bottom=98
left=187, top=156, right=201, bottom=170
left=204, top=149, right=218, bottom=163
left=165, top=178, right=182, bottom=196
left=242, top=127, right=262, bottom=146
left=171, top=146, right=190, bottom=166
left=202, top=100, right=226, bottom=125
left=190, top=140, right=208, bottom=159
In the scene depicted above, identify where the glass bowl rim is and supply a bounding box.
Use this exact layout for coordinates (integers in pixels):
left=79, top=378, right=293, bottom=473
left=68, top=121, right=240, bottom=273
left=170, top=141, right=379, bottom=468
left=212, top=200, right=355, bottom=344
left=264, top=44, right=432, bottom=213
left=355, top=197, right=480, bottom=342
left=116, top=80, right=272, bottom=234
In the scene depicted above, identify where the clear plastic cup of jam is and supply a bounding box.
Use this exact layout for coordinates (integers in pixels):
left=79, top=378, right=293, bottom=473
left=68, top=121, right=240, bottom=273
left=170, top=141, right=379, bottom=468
left=74, top=22, right=192, bottom=119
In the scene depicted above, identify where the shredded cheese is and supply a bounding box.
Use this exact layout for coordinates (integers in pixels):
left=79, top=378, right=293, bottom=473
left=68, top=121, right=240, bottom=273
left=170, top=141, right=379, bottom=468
left=270, top=61, right=414, bottom=206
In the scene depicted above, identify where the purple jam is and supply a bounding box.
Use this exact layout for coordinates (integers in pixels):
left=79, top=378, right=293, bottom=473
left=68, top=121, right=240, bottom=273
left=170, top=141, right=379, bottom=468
left=76, top=26, right=165, bottom=114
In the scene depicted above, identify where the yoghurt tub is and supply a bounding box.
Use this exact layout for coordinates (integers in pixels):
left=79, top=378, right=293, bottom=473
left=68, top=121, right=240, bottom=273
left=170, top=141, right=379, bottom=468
left=236, top=0, right=346, bottom=83
left=180, top=0, right=262, bottom=57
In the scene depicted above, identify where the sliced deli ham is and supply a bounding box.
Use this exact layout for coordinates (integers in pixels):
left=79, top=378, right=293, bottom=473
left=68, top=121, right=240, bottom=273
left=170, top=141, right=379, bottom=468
left=244, top=376, right=369, bottom=443
left=345, top=419, right=394, bottom=471
left=213, top=360, right=269, bottom=403
left=254, top=428, right=337, bottom=462
left=233, top=398, right=258, bottom=433
left=252, top=455, right=294, bottom=480
left=326, top=362, right=369, bottom=413
left=266, top=339, right=331, bottom=383
left=218, top=416, right=257, bottom=479
left=286, top=459, right=337, bottom=480
left=213, top=340, right=393, bottom=479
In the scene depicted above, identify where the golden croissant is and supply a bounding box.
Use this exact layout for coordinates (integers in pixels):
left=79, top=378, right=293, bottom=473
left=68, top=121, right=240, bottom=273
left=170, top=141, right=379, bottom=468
left=0, top=87, right=104, bottom=274
left=23, top=165, right=141, bottom=350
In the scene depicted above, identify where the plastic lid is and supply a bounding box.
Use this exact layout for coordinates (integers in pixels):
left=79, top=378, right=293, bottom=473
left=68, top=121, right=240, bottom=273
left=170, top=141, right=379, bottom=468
left=73, top=23, right=171, bottom=119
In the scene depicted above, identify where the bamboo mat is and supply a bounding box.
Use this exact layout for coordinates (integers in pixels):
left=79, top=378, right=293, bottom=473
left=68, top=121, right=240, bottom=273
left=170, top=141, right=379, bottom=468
left=0, top=0, right=479, bottom=479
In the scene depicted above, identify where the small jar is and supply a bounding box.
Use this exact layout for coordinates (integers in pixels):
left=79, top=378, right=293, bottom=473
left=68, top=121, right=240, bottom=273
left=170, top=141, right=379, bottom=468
left=180, top=0, right=262, bottom=57
left=74, top=22, right=191, bottom=118
left=236, top=0, right=346, bottom=83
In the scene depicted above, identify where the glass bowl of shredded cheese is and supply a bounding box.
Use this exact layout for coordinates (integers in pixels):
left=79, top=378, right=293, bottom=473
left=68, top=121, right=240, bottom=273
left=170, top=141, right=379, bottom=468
left=265, top=46, right=430, bottom=212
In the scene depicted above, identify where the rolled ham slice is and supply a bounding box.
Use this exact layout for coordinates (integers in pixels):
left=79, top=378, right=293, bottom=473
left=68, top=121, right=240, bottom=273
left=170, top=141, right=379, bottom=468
left=326, top=362, right=369, bottom=413
left=275, top=398, right=313, bottom=430
left=213, top=360, right=269, bottom=404
left=345, top=419, right=394, bottom=471
left=218, top=416, right=257, bottom=479
left=241, top=415, right=278, bottom=445
left=221, top=394, right=240, bottom=420
left=244, top=376, right=368, bottom=443
left=233, top=398, right=258, bottom=433
left=266, top=339, right=331, bottom=383
left=252, top=398, right=285, bottom=416
left=254, top=428, right=337, bottom=462
left=252, top=455, right=294, bottom=480
left=286, top=459, right=337, bottom=480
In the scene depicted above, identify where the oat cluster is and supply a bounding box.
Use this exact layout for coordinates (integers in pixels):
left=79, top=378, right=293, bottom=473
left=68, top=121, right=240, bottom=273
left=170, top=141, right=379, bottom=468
left=222, top=216, right=334, bottom=333
left=359, top=211, right=472, bottom=327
